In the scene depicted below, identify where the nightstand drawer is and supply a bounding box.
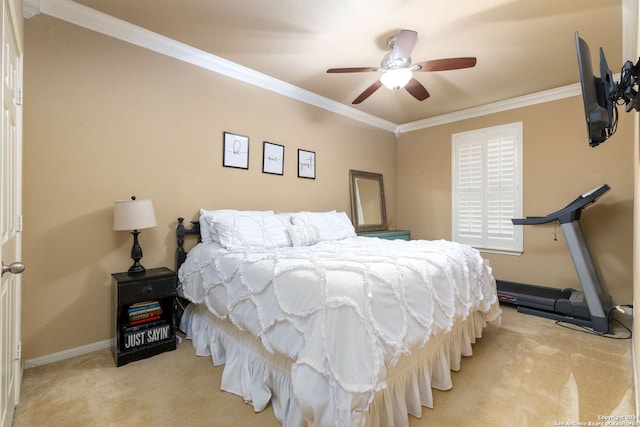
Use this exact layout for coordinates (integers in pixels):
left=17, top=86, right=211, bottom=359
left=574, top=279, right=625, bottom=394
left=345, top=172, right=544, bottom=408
left=118, top=278, right=175, bottom=304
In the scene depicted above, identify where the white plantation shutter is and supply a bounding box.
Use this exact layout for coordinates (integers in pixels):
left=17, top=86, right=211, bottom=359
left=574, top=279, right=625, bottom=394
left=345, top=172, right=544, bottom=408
left=455, top=139, right=484, bottom=247
left=452, top=123, right=523, bottom=254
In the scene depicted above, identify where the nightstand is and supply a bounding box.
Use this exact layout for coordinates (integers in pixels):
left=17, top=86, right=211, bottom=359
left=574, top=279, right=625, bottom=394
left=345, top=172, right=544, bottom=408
left=359, top=230, right=411, bottom=240
left=111, top=267, right=177, bottom=367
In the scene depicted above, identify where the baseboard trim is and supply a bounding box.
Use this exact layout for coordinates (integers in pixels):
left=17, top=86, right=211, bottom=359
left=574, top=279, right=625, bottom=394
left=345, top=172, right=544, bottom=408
left=24, top=339, right=112, bottom=369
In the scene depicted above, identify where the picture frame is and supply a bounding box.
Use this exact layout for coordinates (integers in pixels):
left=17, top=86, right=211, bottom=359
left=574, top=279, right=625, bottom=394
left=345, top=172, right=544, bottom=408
left=223, top=131, right=249, bottom=169
left=298, top=149, right=316, bottom=179
left=262, top=141, right=284, bottom=175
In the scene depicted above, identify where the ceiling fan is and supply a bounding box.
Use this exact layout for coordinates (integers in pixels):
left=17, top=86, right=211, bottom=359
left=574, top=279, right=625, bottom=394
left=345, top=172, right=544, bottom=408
left=327, top=29, right=477, bottom=104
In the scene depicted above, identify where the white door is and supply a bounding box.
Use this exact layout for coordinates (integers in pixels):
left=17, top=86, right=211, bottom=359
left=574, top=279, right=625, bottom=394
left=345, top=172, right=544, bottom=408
left=0, top=0, right=22, bottom=426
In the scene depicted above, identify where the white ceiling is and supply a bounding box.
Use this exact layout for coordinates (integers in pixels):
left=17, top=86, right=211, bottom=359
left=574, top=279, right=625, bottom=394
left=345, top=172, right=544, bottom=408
left=26, top=0, right=626, bottom=129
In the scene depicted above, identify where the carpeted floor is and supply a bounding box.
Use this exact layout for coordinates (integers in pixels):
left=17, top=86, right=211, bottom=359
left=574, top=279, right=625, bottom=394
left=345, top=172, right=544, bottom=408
left=12, top=306, right=635, bottom=426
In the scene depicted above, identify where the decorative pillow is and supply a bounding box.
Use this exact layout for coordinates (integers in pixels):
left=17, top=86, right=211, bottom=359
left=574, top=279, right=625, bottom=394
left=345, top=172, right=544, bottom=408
left=286, top=224, right=320, bottom=247
left=277, top=212, right=294, bottom=224
left=213, top=212, right=292, bottom=249
left=290, top=211, right=356, bottom=241
left=199, top=209, right=272, bottom=243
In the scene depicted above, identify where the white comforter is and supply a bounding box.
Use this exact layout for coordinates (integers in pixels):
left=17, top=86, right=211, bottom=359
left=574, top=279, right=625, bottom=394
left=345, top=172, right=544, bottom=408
left=179, top=236, right=501, bottom=426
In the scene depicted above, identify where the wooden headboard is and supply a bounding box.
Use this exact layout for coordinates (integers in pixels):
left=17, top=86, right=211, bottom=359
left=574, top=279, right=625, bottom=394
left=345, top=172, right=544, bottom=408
left=175, top=217, right=201, bottom=271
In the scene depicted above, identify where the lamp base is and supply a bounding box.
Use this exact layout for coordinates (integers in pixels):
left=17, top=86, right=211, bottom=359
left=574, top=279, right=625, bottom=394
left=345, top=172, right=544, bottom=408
left=127, top=230, right=146, bottom=276
left=127, top=262, right=146, bottom=275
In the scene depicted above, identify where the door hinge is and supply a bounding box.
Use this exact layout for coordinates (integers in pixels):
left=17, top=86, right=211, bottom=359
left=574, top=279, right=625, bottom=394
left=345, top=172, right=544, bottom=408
left=15, top=341, right=21, bottom=360
left=17, top=88, right=23, bottom=106
left=16, top=215, right=23, bottom=232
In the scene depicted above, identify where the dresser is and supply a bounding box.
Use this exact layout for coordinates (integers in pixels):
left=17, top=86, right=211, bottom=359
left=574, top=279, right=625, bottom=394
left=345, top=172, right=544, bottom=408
left=359, top=230, right=411, bottom=240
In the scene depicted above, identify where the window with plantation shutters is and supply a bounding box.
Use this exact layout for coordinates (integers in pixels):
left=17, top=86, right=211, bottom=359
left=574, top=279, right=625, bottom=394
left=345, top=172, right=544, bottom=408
left=452, top=122, right=523, bottom=254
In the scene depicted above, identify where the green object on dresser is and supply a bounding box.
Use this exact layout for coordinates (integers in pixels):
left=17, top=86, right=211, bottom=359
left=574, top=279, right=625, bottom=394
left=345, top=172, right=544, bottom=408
left=359, top=230, right=411, bottom=240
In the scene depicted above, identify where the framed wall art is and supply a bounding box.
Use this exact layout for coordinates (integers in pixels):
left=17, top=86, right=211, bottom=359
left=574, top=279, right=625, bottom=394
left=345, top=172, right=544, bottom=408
left=298, top=149, right=316, bottom=179
left=262, top=141, right=284, bottom=175
left=223, top=131, right=249, bottom=169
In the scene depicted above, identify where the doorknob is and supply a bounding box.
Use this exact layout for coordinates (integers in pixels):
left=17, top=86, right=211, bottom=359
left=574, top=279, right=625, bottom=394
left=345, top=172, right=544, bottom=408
left=2, top=261, right=25, bottom=276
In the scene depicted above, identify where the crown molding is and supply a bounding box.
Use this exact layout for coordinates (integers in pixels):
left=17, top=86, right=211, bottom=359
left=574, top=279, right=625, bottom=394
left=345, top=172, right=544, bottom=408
left=23, top=0, right=397, bottom=133
left=399, top=2, right=638, bottom=133
left=397, top=84, right=581, bottom=133
left=23, top=0, right=637, bottom=136
left=22, top=0, right=40, bottom=19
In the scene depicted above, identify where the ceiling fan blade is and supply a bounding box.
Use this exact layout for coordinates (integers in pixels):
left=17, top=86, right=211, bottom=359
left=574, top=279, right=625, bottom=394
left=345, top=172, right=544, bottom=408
left=405, top=78, right=430, bottom=101
left=352, top=80, right=383, bottom=104
left=327, top=67, right=378, bottom=73
left=414, top=57, right=477, bottom=72
left=392, top=29, right=417, bottom=61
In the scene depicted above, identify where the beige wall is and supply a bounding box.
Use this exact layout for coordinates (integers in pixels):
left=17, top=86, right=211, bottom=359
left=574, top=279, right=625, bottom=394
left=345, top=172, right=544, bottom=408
left=397, top=98, right=634, bottom=306
left=22, top=16, right=397, bottom=359
left=23, top=14, right=635, bottom=361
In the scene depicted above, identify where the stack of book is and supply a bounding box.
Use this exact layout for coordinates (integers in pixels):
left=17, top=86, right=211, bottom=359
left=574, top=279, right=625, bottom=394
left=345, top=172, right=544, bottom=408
left=128, top=300, right=162, bottom=324
left=121, top=300, right=171, bottom=351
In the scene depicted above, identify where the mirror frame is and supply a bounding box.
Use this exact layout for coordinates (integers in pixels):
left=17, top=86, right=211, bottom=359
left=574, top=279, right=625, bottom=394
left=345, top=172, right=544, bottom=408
left=349, top=169, right=387, bottom=233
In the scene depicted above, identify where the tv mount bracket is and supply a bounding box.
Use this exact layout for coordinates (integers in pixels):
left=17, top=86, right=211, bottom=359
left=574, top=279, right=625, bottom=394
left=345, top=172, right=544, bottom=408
left=615, top=57, right=640, bottom=112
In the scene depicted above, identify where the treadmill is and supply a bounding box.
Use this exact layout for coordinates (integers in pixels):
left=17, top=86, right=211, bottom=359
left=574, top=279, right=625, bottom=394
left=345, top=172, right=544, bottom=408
left=496, top=184, right=613, bottom=333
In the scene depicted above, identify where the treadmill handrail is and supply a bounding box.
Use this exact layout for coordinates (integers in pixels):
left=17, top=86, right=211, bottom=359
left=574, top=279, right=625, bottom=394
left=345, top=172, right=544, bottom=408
left=511, top=184, right=609, bottom=225
left=512, top=216, right=552, bottom=225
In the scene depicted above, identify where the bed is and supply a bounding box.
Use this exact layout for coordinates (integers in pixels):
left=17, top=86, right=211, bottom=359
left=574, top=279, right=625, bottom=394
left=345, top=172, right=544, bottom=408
left=176, top=210, right=501, bottom=427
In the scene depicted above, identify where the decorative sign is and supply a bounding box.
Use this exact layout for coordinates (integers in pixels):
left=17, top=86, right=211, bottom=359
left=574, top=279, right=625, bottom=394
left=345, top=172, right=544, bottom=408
left=263, top=141, right=284, bottom=175
left=223, top=132, right=250, bottom=169
left=123, top=324, right=171, bottom=350
left=298, top=149, right=315, bottom=179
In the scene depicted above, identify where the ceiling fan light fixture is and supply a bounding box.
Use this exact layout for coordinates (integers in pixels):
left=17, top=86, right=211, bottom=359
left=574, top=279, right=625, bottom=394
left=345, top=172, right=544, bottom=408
left=380, top=68, right=413, bottom=91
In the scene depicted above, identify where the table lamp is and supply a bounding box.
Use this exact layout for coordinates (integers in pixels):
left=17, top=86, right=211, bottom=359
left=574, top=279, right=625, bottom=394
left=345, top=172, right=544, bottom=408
left=113, top=196, right=157, bottom=274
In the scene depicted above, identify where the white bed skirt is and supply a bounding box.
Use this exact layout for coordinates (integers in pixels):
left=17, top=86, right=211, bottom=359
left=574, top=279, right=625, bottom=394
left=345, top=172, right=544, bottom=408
left=181, top=303, right=489, bottom=427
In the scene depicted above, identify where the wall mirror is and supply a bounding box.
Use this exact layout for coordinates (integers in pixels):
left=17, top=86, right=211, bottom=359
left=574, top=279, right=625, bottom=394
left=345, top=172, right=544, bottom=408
left=349, top=170, right=387, bottom=233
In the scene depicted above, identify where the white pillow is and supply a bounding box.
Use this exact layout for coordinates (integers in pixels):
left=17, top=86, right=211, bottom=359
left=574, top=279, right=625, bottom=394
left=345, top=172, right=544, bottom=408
left=286, top=224, right=320, bottom=247
left=277, top=212, right=294, bottom=224
left=290, top=211, right=356, bottom=241
left=199, top=209, right=273, bottom=243
left=214, top=212, right=292, bottom=249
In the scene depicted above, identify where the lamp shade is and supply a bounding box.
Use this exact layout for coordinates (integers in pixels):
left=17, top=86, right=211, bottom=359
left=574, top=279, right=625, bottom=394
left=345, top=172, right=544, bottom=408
left=113, top=198, right=157, bottom=231
left=380, top=68, right=413, bottom=91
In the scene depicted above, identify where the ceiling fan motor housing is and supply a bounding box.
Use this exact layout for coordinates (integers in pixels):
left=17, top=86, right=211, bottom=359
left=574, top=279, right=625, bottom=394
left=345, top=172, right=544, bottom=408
left=381, top=52, right=411, bottom=70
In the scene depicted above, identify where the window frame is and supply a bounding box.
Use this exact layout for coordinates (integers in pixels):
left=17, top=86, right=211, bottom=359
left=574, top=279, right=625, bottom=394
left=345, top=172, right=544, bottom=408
left=451, top=122, right=523, bottom=255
